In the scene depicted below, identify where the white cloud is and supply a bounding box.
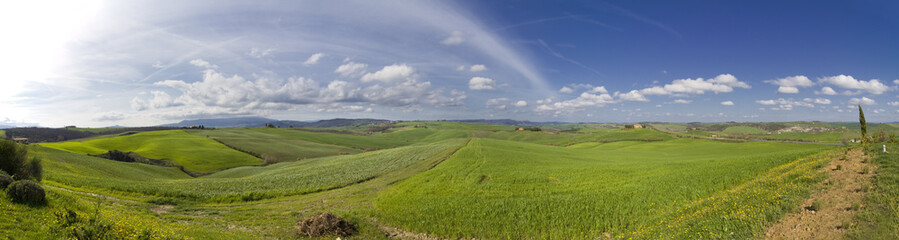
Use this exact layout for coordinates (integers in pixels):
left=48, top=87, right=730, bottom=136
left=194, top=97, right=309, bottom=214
left=469, top=64, right=487, bottom=72
left=468, top=77, right=496, bottom=90
left=455, top=65, right=466, bottom=71
left=756, top=100, right=776, bottom=105
left=755, top=98, right=814, bottom=110
left=149, top=68, right=463, bottom=114
left=887, top=101, right=899, bottom=106
left=130, top=97, right=147, bottom=111
left=303, top=53, right=324, bottom=66
left=148, top=91, right=182, bottom=109
left=441, top=30, right=465, bottom=45
left=535, top=92, right=615, bottom=112
left=248, top=48, right=274, bottom=58
left=803, top=98, right=831, bottom=104
left=485, top=98, right=509, bottom=110
left=637, top=74, right=750, bottom=96
left=94, top=112, right=126, bottom=122
left=766, top=75, right=813, bottom=94
left=514, top=100, right=527, bottom=107
left=815, top=86, right=838, bottom=95
left=589, top=86, right=608, bottom=94
left=873, top=109, right=886, bottom=114
left=849, top=97, right=876, bottom=106
left=672, top=99, right=692, bottom=104
left=361, top=64, right=415, bottom=83
left=720, top=101, right=734, bottom=106
left=314, top=104, right=370, bottom=113
left=818, top=75, right=890, bottom=95
left=335, top=62, right=367, bottom=77
left=615, top=90, right=648, bottom=102
left=894, top=79, right=899, bottom=85
left=189, top=59, right=218, bottom=69
left=777, top=86, right=799, bottom=94
left=559, top=86, right=574, bottom=93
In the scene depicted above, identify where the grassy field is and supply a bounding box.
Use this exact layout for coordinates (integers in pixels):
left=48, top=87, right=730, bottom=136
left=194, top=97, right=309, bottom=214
left=849, top=143, right=899, bottom=239
left=189, top=128, right=363, bottom=163
left=38, top=138, right=466, bottom=202
left=394, top=121, right=512, bottom=131
left=38, top=130, right=261, bottom=172
left=722, top=126, right=768, bottom=134
left=483, top=128, right=673, bottom=146
left=5, top=121, right=875, bottom=239
left=375, top=138, right=836, bottom=239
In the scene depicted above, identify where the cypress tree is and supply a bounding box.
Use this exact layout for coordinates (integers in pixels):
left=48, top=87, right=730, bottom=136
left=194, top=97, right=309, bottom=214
left=859, top=105, right=868, bottom=144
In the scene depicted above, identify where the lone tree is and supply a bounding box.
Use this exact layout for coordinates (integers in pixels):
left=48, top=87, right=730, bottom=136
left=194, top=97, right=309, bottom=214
left=859, top=105, right=869, bottom=144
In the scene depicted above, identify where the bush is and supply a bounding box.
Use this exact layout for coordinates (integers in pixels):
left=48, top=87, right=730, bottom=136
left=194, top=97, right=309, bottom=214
left=6, top=180, right=46, bottom=205
left=0, top=175, right=13, bottom=189
left=0, top=140, right=27, bottom=177
left=17, top=157, right=42, bottom=181
left=0, top=140, right=42, bottom=181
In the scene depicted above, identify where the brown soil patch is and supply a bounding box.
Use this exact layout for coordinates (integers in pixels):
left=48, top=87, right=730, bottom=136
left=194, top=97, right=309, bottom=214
left=296, top=212, right=356, bottom=237
left=764, top=148, right=875, bottom=239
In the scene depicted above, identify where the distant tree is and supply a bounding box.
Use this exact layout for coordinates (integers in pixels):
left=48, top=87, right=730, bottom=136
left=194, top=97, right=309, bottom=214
left=859, top=105, right=869, bottom=144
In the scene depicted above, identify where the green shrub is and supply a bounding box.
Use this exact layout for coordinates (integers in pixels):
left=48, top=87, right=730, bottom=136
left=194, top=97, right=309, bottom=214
left=0, top=140, right=26, bottom=177
left=17, top=157, right=42, bottom=181
left=52, top=208, right=112, bottom=240
left=6, top=180, right=45, bottom=205
left=0, top=140, right=42, bottom=181
left=0, top=174, right=12, bottom=189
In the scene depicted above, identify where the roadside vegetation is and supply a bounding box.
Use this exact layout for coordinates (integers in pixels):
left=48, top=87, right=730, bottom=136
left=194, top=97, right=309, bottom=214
left=848, top=143, right=899, bottom=239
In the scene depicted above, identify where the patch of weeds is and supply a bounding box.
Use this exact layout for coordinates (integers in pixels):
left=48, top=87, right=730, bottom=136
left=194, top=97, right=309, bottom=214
left=806, top=200, right=824, bottom=211
left=52, top=198, right=112, bottom=239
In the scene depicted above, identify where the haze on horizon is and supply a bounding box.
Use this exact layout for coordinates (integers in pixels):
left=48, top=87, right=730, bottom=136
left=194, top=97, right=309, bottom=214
left=1, top=0, right=898, bottom=128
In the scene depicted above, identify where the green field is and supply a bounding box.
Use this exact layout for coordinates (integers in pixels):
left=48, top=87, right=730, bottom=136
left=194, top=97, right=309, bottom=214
left=5, top=121, right=885, bottom=239
left=190, top=128, right=363, bottom=163
left=722, top=126, right=768, bottom=134
left=39, top=130, right=261, bottom=172
left=38, top=138, right=465, bottom=202
left=375, top=138, right=835, bottom=239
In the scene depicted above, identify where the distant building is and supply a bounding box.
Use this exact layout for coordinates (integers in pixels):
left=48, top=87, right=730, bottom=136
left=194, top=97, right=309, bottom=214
left=517, top=127, right=525, bottom=131
left=12, top=138, right=29, bottom=144
left=633, top=124, right=644, bottom=129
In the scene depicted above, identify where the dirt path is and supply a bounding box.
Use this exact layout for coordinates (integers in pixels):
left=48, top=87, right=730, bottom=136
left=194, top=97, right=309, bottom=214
left=764, top=148, right=875, bottom=239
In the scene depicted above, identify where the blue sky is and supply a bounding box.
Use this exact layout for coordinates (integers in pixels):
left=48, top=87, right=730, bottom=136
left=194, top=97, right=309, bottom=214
left=2, top=0, right=898, bottom=127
